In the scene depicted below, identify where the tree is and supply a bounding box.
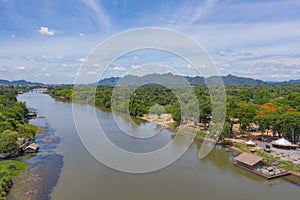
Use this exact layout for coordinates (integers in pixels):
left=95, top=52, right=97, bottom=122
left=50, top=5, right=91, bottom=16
left=281, top=110, right=300, bottom=143
left=149, top=104, right=165, bottom=118
left=220, top=121, right=231, bottom=140
left=255, top=102, right=284, bottom=137
left=0, top=130, right=19, bottom=156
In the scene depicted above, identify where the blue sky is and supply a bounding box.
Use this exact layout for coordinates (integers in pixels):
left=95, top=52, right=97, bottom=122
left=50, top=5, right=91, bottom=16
left=0, top=0, right=300, bottom=83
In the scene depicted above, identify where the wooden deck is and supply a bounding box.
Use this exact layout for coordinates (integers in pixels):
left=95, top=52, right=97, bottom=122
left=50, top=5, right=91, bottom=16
left=235, top=163, right=291, bottom=179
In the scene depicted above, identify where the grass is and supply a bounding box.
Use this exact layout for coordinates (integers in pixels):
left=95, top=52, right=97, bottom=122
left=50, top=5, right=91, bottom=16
left=195, top=131, right=207, bottom=138
left=255, top=150, right=278, bottom=164
left=0, top=160, right=28, bottom=199
left=233, top=143, right=251, bottom=153
left=255, top=150, right=300, bottom=172
left=0, top=160, right=28, bottom=176
left=279, top=160, right=300, bottom=172
left=168, top=122, right=177, bottom=130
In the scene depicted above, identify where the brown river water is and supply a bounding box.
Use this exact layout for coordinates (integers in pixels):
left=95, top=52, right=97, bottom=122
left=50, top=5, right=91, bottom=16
left=9, top=91, right=300, bottom=200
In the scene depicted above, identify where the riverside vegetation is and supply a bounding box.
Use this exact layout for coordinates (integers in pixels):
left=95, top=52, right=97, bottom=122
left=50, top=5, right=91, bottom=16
left=48, top=84, right=300, bottom=143
left=48, top=84, right=300, bottom=173
left=0, top=88, right=38, bottom=199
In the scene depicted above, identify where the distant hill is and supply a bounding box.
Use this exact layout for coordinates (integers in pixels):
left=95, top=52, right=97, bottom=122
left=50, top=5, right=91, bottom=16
left=0, top=79, right=43, bottom=86
left=289, top=79, right=300, bottom=83
left=218, top=74, right=265, bottom=85
left=98, top=73, right=266, bottom=86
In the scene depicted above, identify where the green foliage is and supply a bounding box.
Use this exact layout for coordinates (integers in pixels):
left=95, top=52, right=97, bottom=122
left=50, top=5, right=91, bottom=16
left=22, top=124, right=38, bottom=139
left=195, top=131, right=207, bottom=138
left=0, top=160, right=27, bottom=176
left=0, top=160, right=27, bottom=199
left=0, top=88, right=38, bottom=157
left=47, top=85, right=73, bottom=101
left=256, top=150, right=300, bottom=171
left=279, top=160, right=300, bottom=171
left=0, top=130, right=18, bottom=156
left=233, top=143, right=251, bottom=152
left=48, top=84, right=300, bottom=143
left=220, top=121, right=231, bottom=140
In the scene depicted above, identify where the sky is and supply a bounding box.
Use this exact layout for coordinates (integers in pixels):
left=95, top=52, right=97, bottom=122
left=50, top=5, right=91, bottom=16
left=0, top=0, right=300, bottom=83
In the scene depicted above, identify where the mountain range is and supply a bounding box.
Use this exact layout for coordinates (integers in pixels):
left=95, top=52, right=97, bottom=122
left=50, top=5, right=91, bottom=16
left=98, top=73, right=267, bottom=86
left=0, top=74, right=299, bottom=86
left=0, top=79, right=43, bottom=86
left=288, top=79, right=300, bottom=83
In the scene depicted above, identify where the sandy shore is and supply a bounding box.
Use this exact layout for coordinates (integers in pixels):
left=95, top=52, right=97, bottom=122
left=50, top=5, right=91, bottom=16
left=8, top=154, right=63, bottom=200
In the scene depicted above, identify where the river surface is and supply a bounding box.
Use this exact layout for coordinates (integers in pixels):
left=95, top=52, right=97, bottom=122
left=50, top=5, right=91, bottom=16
left=14, top=92, right=300, bottom=200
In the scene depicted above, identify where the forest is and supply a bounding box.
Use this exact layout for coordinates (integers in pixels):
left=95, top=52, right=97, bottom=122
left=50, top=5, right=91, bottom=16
left=0, top=88, right=37, bottom=199
left=48, top=83, right=300, bottom=143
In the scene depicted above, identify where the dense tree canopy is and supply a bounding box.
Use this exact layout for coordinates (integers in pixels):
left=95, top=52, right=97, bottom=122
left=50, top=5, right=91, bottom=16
left=48, top=84, right=300, bottom=143
left=0, top=88, right=37, bottom=157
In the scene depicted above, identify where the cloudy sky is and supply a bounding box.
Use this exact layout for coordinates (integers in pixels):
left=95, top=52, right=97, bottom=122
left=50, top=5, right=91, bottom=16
left=0, top=0, right=300, bottom=83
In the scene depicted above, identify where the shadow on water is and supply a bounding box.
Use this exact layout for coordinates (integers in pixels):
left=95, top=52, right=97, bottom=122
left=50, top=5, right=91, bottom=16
left=283, top=175, right=300, bottom=187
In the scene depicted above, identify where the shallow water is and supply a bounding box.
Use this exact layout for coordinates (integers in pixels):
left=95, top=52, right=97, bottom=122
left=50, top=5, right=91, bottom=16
left=15, top=92, right=300, bottom=200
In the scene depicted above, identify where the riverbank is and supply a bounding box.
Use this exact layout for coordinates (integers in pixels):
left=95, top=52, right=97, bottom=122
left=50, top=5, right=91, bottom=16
left=49, top=93, right=300, bottom=180
left=0, top=160, right=28, bottom=199
left=138, top=114, right=300, bottom=178
left=137, top=114, right=213, bottom=141
left=0, top=120, right=40, bottom=200
left=6, top=110, right=63, bottom=200
left=14, top=91, right=300, bottom=199
left=8, top=154, right=63, bottom=200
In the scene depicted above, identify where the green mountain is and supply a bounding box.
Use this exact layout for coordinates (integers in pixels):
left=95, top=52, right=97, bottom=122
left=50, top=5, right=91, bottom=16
left=0, top=79, right=43, bottom=86
left=98, top=73, right=266, bottom=86
left=289, top=79, right=300, bottom=83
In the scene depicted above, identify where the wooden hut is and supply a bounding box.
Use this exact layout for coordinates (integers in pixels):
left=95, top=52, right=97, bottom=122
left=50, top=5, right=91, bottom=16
left=234, top=152, right=263, bottom=167
left=25, top=143, right=39, bottom=153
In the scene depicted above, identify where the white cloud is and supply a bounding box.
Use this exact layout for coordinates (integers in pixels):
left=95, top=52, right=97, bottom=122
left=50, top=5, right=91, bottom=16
left=93, top=63, right=100, bottom=67
left=77, top=58, right=86, bottom=63
left=217, top=49, right=254, bottom=57
left=35, top=55, right=48, bottom=63
left=15, top=66, right=26, bottom=70
left=131, top=65, right=140, bottom=69
left=190, top=0, right=218, bottom=24
left=111, top=63, right=126, bottom=71
left=61, top=64, right=68, bottom=68
left=133, top=56, right=139, bottom=60
left=45, top=74, right=51, bottom=77
left=270, top=74, right=292, bottom=78
left=39, top=26, right=55, bottom=36
left=11, top=34, right=16, bottom=38
left=79, top=33, right=85, bottom=37
left=186, top=64, right=193, bottom=69
left=81, top=0, right=110, bottom=26
left=113, top=66, right=126, bottom=71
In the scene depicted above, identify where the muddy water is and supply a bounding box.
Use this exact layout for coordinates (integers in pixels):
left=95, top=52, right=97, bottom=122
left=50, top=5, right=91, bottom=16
left=13, top=92, right=300, bottom=200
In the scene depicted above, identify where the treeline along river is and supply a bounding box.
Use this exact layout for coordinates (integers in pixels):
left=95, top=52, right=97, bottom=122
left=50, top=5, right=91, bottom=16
left=11, top=91, right=300, bottom=200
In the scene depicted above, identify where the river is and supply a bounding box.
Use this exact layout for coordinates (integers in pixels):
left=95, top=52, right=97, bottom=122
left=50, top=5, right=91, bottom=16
left=11, top=91, right=300, bottom=200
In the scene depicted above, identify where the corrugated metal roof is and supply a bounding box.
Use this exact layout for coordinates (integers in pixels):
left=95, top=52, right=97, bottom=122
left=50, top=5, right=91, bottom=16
left=25, top=143, right=39, bottom=150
